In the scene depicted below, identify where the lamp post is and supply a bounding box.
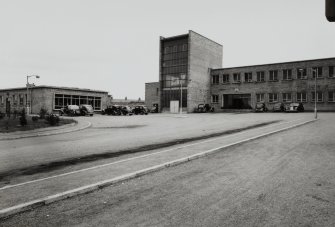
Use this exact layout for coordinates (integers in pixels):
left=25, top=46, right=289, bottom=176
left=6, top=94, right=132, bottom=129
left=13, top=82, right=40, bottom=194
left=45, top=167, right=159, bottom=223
left=312, top=68, right=318, bottom=119
left=26, top=75, right=40, bottom=114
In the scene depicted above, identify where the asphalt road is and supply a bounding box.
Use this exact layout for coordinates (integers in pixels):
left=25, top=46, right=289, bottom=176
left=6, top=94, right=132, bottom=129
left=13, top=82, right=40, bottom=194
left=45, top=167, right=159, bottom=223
left=0, top=113, right=309, bottom=186
left=1, top=113, right=334, bottom=226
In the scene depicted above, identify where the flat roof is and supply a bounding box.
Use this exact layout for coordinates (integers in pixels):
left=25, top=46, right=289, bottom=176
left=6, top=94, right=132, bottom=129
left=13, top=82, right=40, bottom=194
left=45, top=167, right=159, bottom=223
left=211, top=57, right=335, bottom=72
left=0, top=85, right=108, bottom=93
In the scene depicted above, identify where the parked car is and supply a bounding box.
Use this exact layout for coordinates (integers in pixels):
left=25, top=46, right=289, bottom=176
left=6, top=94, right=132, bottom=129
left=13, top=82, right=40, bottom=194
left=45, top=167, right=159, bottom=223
left=150, top=104, right=159, bottom=113
left=194, top=104, right=214, bottom=113
left=255, top=102, right=268, bottom=112
left=120, top=105, right=133, bottom=115
left=132, top=105, right=148, bottom=115
left=59, top=105, right=81, bottom=116
left=79, top=104, right=94, bottom=116
left=273, top=102, right=285, bottom=112
left=101, top=105, right=122, bottom=115
left=285, top=103, right=304, bottom=112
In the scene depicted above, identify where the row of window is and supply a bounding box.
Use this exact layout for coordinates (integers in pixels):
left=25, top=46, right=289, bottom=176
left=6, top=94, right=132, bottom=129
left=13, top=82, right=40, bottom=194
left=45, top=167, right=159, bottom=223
left=211, top=66, right=335, bottom=84
left=211, top=91, right=335, bottom=104
left=164, top=44, right=188, bottom=54
left=0, top=94, right=26, bottom=106
left=54, top=94, right=102, bottom=110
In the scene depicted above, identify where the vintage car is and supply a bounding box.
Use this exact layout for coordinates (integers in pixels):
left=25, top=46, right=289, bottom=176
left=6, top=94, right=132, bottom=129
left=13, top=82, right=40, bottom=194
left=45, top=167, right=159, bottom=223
left=79, top=104, right=94, bottom=116
left=101, top=105, right=122, bottom=115
left=255, top=102, right=268, bottom=112
left=273, top=102, right=285, bottom=112
left=285, top=103, right=304, bottom=112
left=120, top=106, right=133, bottom=116
left=132, top=105, right=148, bottom=115
left=59, top=105, right=81, bottom=116
left=194, top=104, right=214, bottom=113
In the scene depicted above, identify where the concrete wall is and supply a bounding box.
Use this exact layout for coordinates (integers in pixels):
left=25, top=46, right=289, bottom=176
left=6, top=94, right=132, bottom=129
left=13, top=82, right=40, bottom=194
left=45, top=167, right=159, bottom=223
left=188, top=31, right=223, bottom=112
left=210, top=58, right=335, bottom=111
left=145, top=82, right=160, bottom=109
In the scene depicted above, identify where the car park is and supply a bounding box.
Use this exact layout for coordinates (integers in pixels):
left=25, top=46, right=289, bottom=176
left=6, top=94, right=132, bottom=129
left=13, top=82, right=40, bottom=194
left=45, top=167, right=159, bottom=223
left=59, top=105, right=81, bottom=116
left=284, top=103, right=304, bottom=112
left=255, top=102, right=268, bottom=112
left=132, top=105, right=148, bottom=115
left=273, top=102, right=285, bottom=112
left=79, top=104, right=94, bottom=116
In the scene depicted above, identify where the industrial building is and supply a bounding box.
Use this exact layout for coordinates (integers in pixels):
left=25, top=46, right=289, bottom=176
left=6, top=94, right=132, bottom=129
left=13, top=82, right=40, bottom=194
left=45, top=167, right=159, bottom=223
left=0, top=86, right=108, bottom=115
left=145, top=31, right=335, bottom=112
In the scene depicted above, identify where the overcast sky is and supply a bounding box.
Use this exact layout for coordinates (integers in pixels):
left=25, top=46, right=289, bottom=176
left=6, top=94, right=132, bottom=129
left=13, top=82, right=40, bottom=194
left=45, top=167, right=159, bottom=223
left=0, top=0, right=334, bottom=99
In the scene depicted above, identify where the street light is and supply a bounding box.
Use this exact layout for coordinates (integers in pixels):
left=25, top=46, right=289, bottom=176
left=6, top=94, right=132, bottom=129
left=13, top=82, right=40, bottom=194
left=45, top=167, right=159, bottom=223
left=26, top=75, right=40, bottom=114
left=311, top=68, right=318, bottom=119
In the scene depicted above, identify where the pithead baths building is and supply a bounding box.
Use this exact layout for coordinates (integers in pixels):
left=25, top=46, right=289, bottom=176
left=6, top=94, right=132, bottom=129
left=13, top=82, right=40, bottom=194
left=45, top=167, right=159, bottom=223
left=145, top=31, right=335, bottom=112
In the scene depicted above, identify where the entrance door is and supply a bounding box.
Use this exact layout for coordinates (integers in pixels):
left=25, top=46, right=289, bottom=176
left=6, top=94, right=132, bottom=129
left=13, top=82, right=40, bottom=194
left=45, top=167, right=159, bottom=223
left=6, top=98, right=10, bottom=116
left=170, top=100, right=179, bottom=113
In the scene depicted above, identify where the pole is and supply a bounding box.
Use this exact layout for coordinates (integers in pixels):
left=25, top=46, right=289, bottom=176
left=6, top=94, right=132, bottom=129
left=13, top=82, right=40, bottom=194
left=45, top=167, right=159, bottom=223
left=314, top=68, right=317, bottom=119
left=26, top=76, right=29, bottom=115
left=180, top=79, right=182, bottom=114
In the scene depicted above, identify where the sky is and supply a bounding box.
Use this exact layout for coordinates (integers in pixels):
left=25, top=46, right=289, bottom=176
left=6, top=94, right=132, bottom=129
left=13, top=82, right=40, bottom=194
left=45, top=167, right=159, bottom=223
left=0, top=0, right=334, bottom=99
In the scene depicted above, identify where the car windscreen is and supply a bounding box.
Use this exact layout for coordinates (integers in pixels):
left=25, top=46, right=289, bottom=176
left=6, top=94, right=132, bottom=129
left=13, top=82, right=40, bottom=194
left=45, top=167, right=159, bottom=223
left=83, top=105, right=93, bottom=111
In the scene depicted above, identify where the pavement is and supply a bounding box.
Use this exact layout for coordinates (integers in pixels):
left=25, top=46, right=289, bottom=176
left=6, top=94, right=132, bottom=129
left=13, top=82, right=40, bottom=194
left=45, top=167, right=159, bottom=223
left=0, top=117, right=91, bottom=140
left=0, top=115, right=316, bottom=219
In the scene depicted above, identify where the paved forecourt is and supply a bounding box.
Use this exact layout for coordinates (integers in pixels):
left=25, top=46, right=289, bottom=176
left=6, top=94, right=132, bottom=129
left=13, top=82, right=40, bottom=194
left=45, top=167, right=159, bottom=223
left=0, top=115, right=315, bottom=219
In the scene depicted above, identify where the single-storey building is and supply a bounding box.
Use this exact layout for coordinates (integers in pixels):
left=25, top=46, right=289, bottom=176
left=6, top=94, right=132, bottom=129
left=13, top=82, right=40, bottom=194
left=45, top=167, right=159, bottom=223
left=0, top=85, right=109, bottom=115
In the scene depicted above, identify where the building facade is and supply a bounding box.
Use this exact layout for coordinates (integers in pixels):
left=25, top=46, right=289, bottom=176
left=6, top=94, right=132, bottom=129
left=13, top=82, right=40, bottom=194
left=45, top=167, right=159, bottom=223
left=0, top=86, right=108, bottom=115
left=210, top=58, right=335, bottom=111
left=146, top=31, right=335, bottom=112
left=159, top=30, right=223, bottom=113
left=144, top=82, right=159, bottom=109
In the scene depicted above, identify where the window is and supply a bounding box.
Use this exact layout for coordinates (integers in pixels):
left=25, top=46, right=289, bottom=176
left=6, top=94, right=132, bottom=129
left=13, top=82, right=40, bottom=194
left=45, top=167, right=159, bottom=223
left=283, top=69, right=292, bottom=80
left=211, top=95, right=219, bottom=103
left=173, top=45, right=178, bottom=52
left=256, top=71, right=265, bottom=82
left=269, top=70, right=278, bottom=81
left=212, top=75, right=219, bottom=84
left=297, top=92, right=307, bottom=102
left=182, top=44, right=188, bottom=51
left=0, top=96, right=3, bottom=105
left=268, top=93, right=278, bottom=103
left=282, top=93, right=292, bottom=102
left=222, top=74, right=229, bottom=83
left=328, top=91, right=335, bottom=102
left=54, top=94, right=102, bottom=110
left=244, top=72, right=252, bottom=82
left=19, top=94, right=24, bottom=105
left=329, top=66, right=334, bottom=78
left=297, top=68, right=307, bottom=79
left=312, top=67, right=323, bottom=78
left=312, top=92, right=323, bottom=102
left=12, top=95, right=17, bottom=105
left=233, top=73, right=241, bottom=83
left=164, top=47, right=169, bottom=54
left=256, top=93, right=265, bottom=102
left=156, top=88, right=159, bottom=96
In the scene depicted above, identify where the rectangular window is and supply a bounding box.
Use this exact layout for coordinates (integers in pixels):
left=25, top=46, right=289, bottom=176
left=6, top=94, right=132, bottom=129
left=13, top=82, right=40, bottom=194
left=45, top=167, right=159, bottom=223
left=328, top=91, right=335, bottom=102
left=19, top=94, right=24, bottom=105
left=256, top=71, right=265, bottom=82
left=182, top=44, right=188, bottom=51
left=268, top=93, right=278, bottom=103
left=329, top=66, right=334, bottom=78
left=312, top=92, right=323, bottom=102
left=297, top=68, right=307, bottom=79
left=222, top=74, right=229, bottom=83
left=312, top=67, right=323, bottom=78
left=269, top=70, right=278, bottom=81
left=283, top=69, right=292, bottom=80
left=211, top=95, right=219, bottom=103
left=256, top=93, right=265, bottom=102
left=0, top=96, right=3, bottom=105
left=297, top=92, right=307, bottom=102
left=233, top=73, right=241, bottom=83
left=212, top=75, right=219, bottom=84
left=244, top=72, right=252, bottom=82
left=54, top=94, right=102, bottom=110
left=282, top=93, right=292, bottom=102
